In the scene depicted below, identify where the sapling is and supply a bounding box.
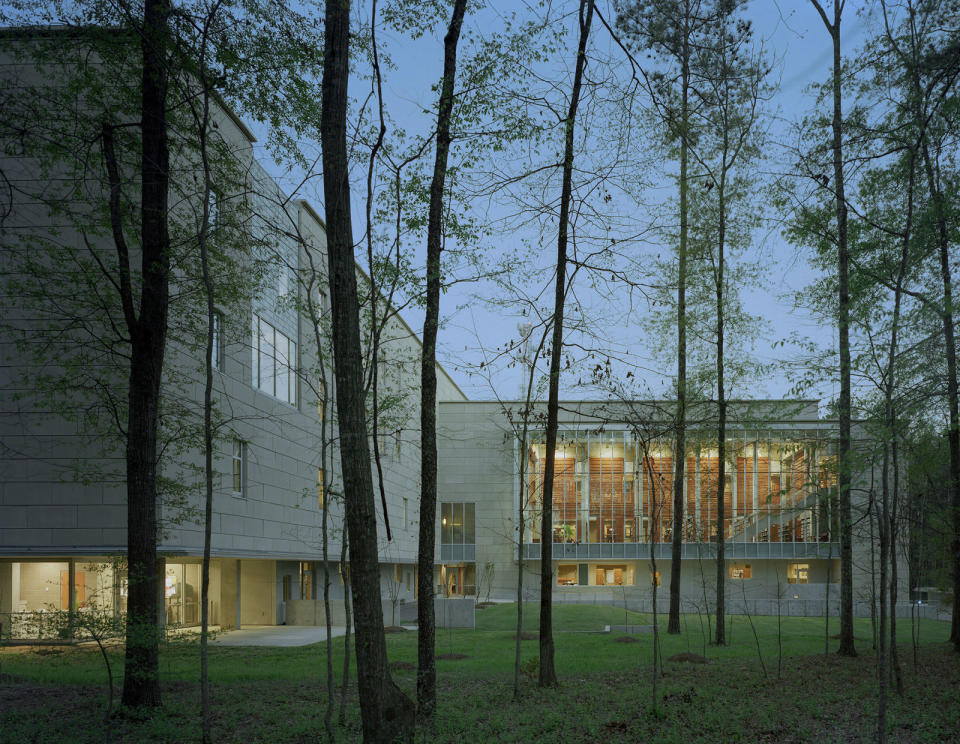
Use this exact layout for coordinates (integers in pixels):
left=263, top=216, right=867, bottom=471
left=740, top=578, right=766, bottom=678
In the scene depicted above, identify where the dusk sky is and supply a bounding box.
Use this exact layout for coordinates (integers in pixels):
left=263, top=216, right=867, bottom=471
left=252, top=0, right=876, bottom=407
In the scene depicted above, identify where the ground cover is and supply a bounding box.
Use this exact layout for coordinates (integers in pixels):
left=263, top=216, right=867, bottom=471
left=0, top=605, right=955, bottom=743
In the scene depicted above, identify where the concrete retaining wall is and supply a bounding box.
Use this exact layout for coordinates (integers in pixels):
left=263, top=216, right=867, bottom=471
left=396, top=597, right=475, bottom=628
left=551, top=594, right=950, bottom=621
left=285, top=598, right=416, bottom=627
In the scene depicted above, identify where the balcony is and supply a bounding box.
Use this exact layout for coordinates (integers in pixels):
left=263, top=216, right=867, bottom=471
left=522, top=541, right=840, bottom=561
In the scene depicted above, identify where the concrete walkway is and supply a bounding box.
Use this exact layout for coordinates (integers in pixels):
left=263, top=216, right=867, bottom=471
left=211, top=625, right=348, bottom=647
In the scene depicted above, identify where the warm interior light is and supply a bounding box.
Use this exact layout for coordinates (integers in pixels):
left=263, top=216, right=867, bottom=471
left=442, top=517, right=447, bottom=525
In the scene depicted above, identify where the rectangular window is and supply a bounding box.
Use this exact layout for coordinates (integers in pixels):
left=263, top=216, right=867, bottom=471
left=594, top=564, right=630, bottom=586
left=452, top=503, right=464, bottom=544
left=212, top=311, right=223, bottom=371
left=464, top=503, right=475, bottom=543
left=441, top=503, right=453, bottom=544
left=232, top=439, right=245, bottom=497
left=729, top=564, right=752, bottom=580
left=650, top=571, right=662, bottom=587
left=299, top=562, right=313, bottom=600
left=440, top=502, right=475, bottom=545
left=787, top=563, right=809, bottom=584
left=318, top=468, right=324, bottom=510
left=558, top=564, right=578, bottom=586
left=207, top=188, right=221, bottom=233
left=252, top=315, right=297, bottom=405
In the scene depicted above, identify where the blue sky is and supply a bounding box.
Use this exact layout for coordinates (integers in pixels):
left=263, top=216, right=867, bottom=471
left=252, top=0, right=875, bottom=407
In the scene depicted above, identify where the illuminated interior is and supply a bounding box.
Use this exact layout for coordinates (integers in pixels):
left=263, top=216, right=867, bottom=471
left=524, top=430, right=839, bottom=545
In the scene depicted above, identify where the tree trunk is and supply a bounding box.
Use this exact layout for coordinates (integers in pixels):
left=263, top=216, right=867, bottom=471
left=418, top=0, right=467, bottom=718
left=884, top=146, right=915, bottom=697
left=538, top=0, right=595, bottom=688
left=919, top=142, right=960, bottom=651
left=810, top=0, right=855, bottom=656
left=879, top=441, right=889, bottom=744
left=714, top=182, right=726, bottom=646
left=339, top=530, right=351, bottom=727
left=120, top=0, right=171, bottom=707
left=320, top=1, right=415, bottom=739
left=303, top=248, right=335, bottom=740
left=196, top=73, right=215, bottom=744
left=668, top=1, right=691, bottom=635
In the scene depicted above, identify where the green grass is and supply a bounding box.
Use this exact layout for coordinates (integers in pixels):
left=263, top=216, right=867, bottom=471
left=1, top=605, right=956, bottom=743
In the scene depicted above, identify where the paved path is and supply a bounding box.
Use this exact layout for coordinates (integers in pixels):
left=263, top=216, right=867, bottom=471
left=211, top=625, right=348, bottom=647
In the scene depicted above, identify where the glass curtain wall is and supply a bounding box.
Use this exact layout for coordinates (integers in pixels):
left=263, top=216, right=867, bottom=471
left=527, top=429, right=838, bottom=545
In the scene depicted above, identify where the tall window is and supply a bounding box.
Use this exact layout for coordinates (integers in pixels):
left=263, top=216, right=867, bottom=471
left=299, top=562, right=313, bottom=600
left=440, top=502, right=475, bottom=544
left=253, top=314, right=297, bottom=405
left=232, top=439, right=245, bottom=497
left=212, top=311, right=223, bottom=371
left=207, top=188, right=221, bottom=233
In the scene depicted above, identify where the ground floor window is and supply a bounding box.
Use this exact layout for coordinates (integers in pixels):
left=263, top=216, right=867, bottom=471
left=557, top=563, right=634, bottom=586
left=165, top=562, right=200, bottom=626
left=299, top=562, right=314, bottom=600
left=595, top=564, right=632, bottom=586
left=558, top=564, right=578, bottom=586
left=729, top=564, right=752, bottom=580
left=650, top=571, right=662, bottom=587
left=787, top=563, right=809, bottom=584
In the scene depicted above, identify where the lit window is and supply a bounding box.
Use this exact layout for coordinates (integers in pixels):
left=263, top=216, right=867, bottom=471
left=440, top=502, right=475, bottom=545
left=558, top=564, right=578, bottom=586
left=232, top=440, right=245, bottom=497
left=787, top=563, right=809, bottom=584
left=729, top=564, right=752, bottom=580
left=595, top=564, right=630, bottom=586
left=253, top=315, right=297, bottom=405
left=299, top=562, right=313, bottom=600
left=650, top=571, right=662, bottom=587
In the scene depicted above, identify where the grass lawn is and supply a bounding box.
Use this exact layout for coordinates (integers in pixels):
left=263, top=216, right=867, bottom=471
left=1, top=604, right=957, bottom=743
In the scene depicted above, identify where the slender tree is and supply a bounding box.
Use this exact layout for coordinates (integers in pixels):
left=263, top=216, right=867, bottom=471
left=418, top=0, right=468, bottom=718
left=617, top=0, right=713, bottom=634
left=809, top=0, right=856, bottom=658
left=538, top=0, right=595, bottom=687
left=320, top=0, right=415, bottom=739
left=688, top=0, right=767, bottom=648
